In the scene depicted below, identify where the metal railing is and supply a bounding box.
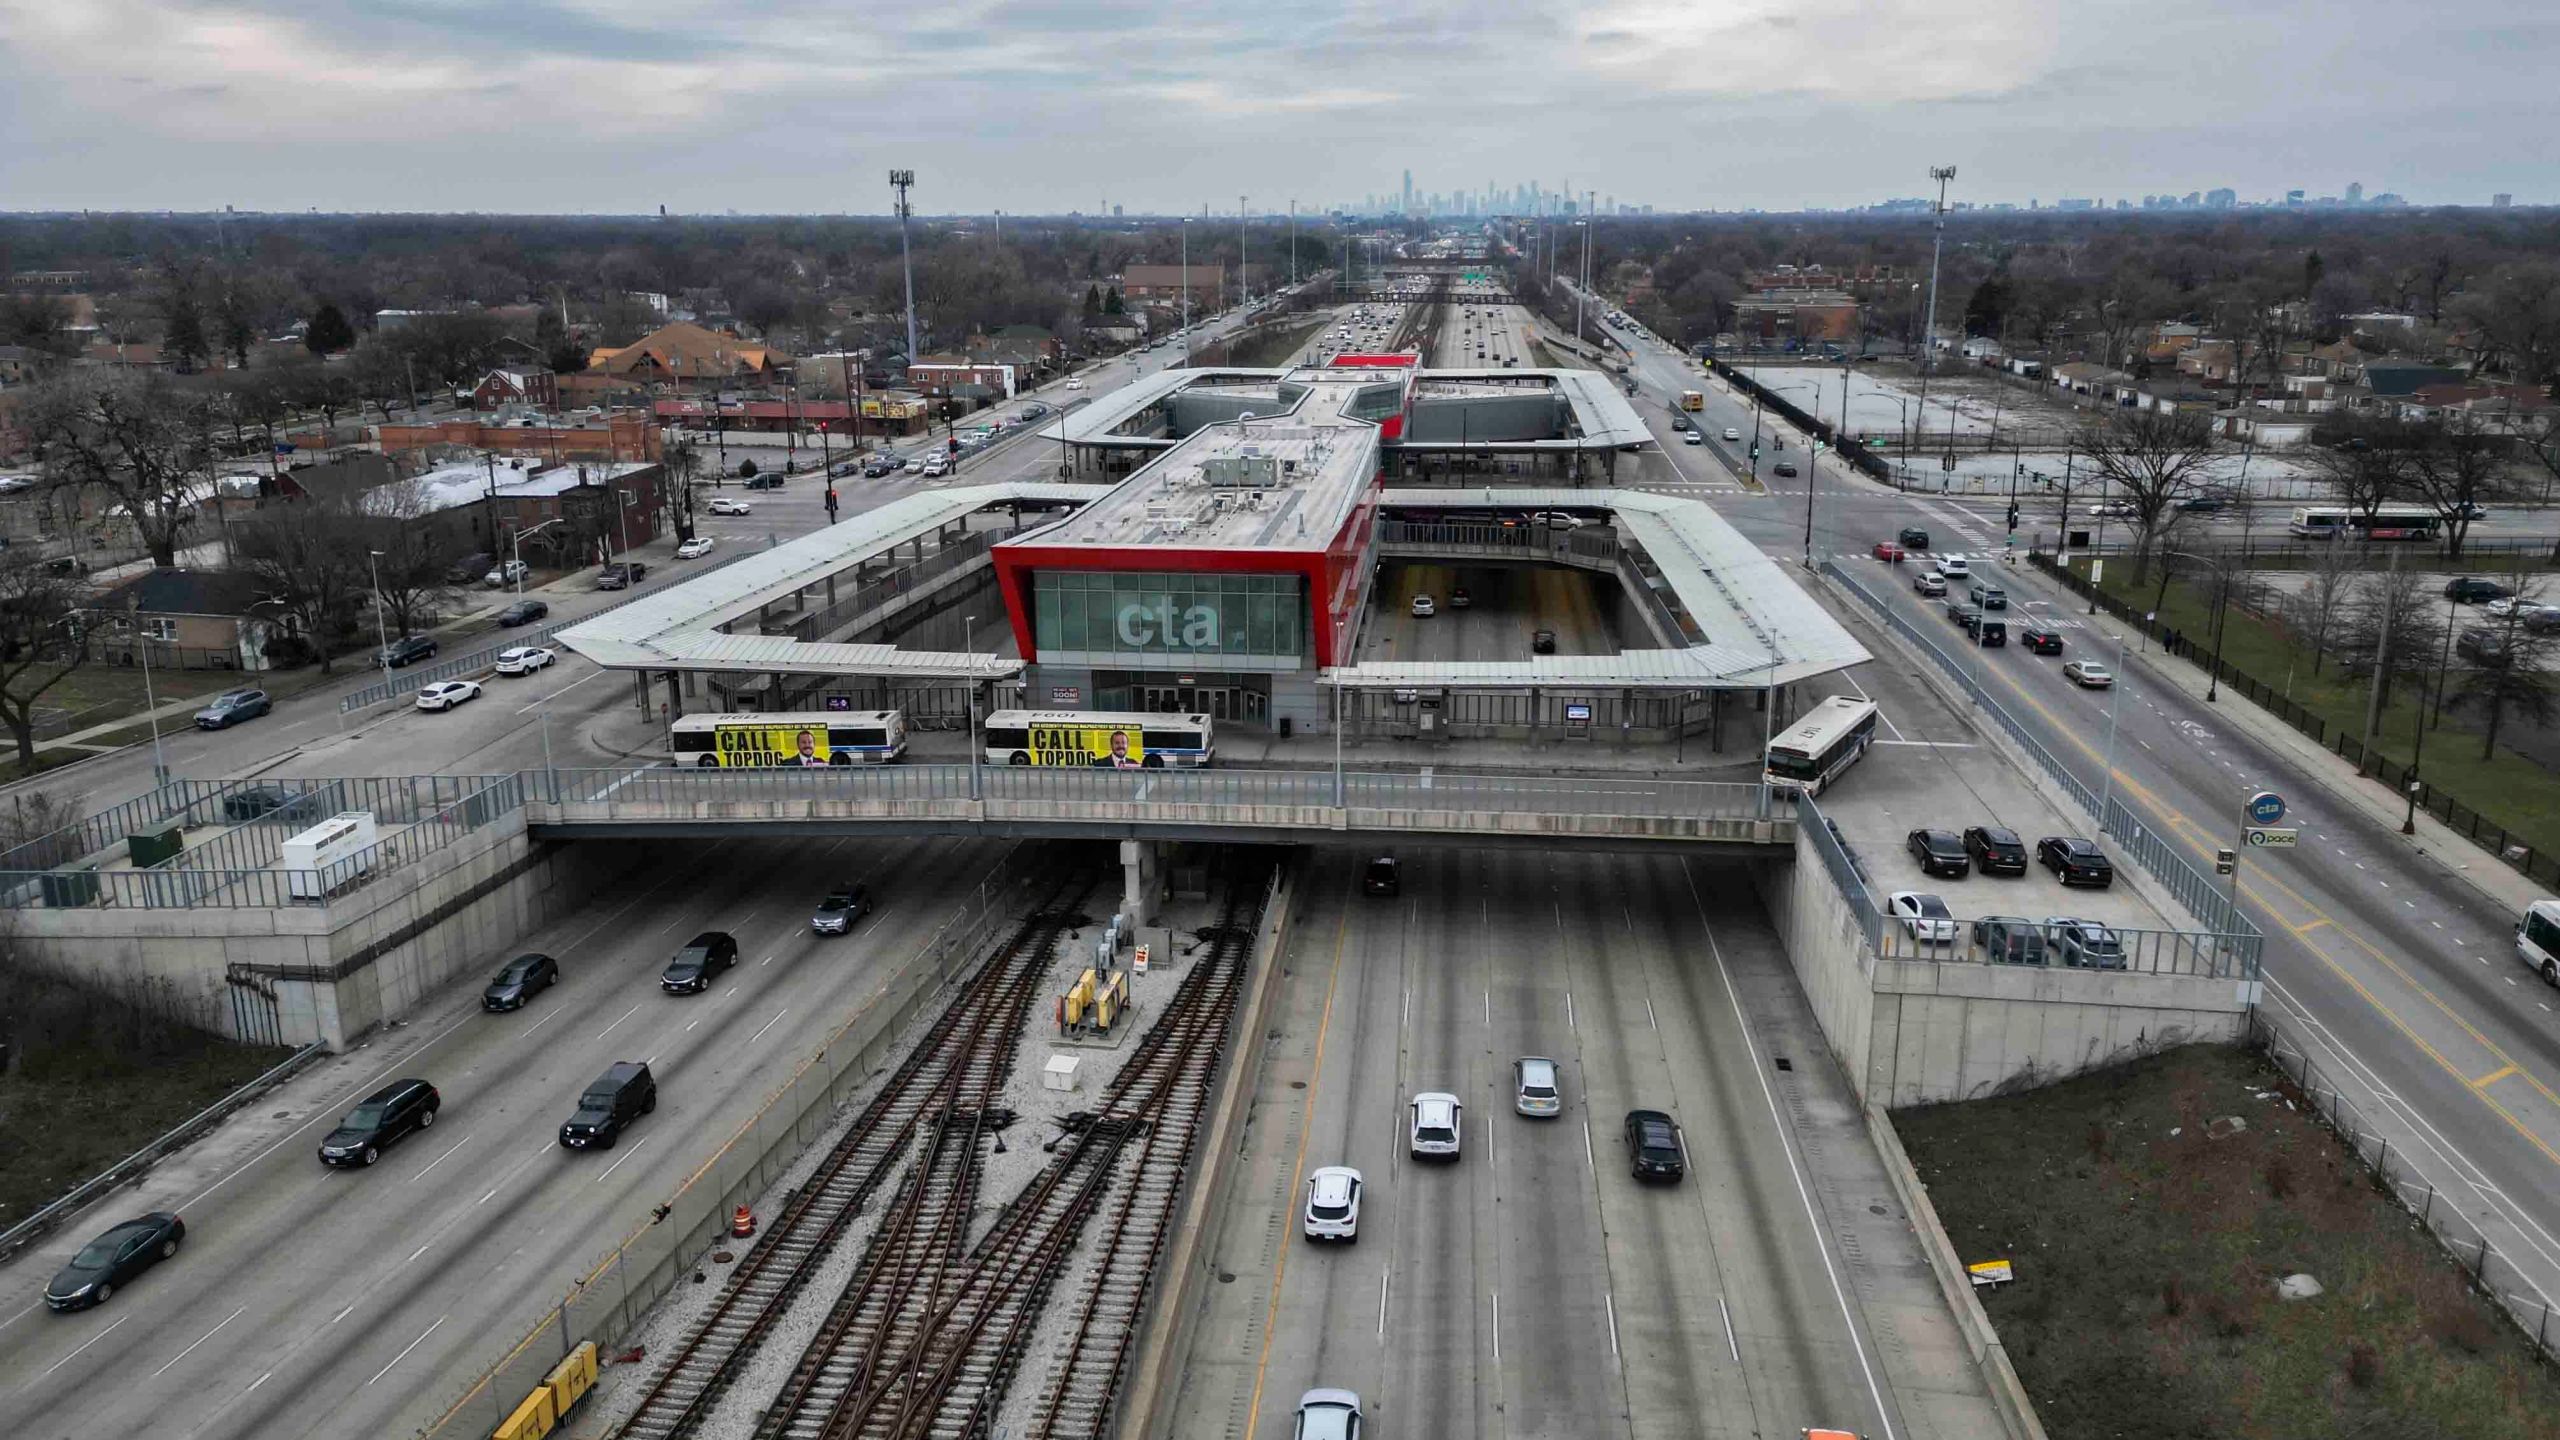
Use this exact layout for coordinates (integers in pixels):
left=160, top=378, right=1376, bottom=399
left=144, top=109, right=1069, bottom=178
left=1798, top=792, right=1886, bottom=950
left=1823, top=560, right=2264, bottom=971
left=1878, top=916, right=2254, bottom=977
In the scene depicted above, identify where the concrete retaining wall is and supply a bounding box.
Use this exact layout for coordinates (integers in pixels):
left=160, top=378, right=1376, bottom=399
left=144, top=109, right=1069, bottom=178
left=1753, top=833, right=1879, bottom=1090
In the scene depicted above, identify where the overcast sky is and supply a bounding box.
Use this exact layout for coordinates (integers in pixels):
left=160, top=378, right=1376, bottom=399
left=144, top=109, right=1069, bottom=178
left=1, top=0, right=2550, bottom=215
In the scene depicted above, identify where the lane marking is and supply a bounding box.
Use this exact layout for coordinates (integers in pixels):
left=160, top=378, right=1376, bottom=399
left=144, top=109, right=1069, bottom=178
left=596, top=1136, right=653, bottom=1183
left=152, top=1306, right=244, bottom=1377
left=365, top=1314, right=447, bottom=1385
left=1490, top=1289, right=1499, bottom=1362
left=40, top=1314, right=127, bottom=1378
left=593, top=1002, right=640, bottom=1041
left=1377, top=1273, right=1389, bottom=1336
left=1605, top=1292, right=1621, bottom=1358
left=2476, top=1064, right=2521, bottom=1089
left=747, top=1007, right=791, bottom=1045
left=412, top=1134, right=473, bottom=1181
left=1718, top=1294, right=1740, bottom=1363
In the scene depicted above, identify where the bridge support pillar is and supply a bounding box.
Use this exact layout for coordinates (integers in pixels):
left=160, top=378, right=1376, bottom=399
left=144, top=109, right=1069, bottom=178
left=1120, top=839, right=1160, bottom=928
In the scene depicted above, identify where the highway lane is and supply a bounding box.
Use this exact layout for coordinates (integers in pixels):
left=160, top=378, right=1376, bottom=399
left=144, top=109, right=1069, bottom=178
left=1229, top=848, right=1903, bottom=1440
left=0, top=834, right=1018, bottom=1440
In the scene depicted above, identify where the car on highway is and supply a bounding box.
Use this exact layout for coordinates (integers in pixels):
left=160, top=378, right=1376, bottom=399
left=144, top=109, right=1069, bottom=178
left=863, top=458, right=900, bottom=478
left=661, top=930, right=740, bottom=994
left=1362, top=855, right=1401, bottom=896
left=811, top=884, right=873, bottom=935
left=1968, top=581, right=2007, bottom=610
left=707, top=495, right=754, bottom=514
left=1526, top=511, right=1585, bottom=530
left=2038, top=836, right=2116, bottom=887
left=1888, top=891, right=1958, bottom=944
left=2017, top=624, right=2064, bottom=655
left=676, top=536, right=716, bottom=559
left=377, top=634, right=438, bottom=667
left=1683, top=429, right=1704, bottom=445
left=1871, top=540, right=1905, bottom=563
left=1906, top=828, right=1970, bottom=878
left=1531, top=628, right=1556, bottom=654
left=45, top=1212, right=185, bottom=1312
left=498, top=598, right=550, bottom=626
left=485, top=559, right=529, bottom=588
left=1964, top=825, right=2030, bottom=876
left=1410, top=594, right=1436, bottom=617
left=1408, top=1091, right=1463, bottom=1161
left=1946, top=598, right=1980, bottom=626
left=1449, top=587, right=1471, bottom=609
left=2061, top=659, right=2114, bottom=688
left=560, top=1061, right=655, bottom=1150
left=1514, top=1056, right=1563, bottom=1117
left=2090, top=499, right=2138, bottom=518
left=1293, top=1389, right=1363, bottom=1440
left=482, top=953, right=560, bottom=1011
left=1724, top=427, right=1742, bottom=441
left=416, top=680, right=481, bottom=711
left=597, top=562, right=648, bottom=590
left=318, top=1078, right=441, bottom=1167
left=1624, top=1109, right=1688, bottom=1182
left=1971, top=915, right=2048, bottom=966
left=1303, top=1166, right=1364, bottom=1243
left=1964, top=614, right=2007, bottom=646
left=2046, top=917, right=2127, bottom=969
left=1934, top=553, right=1971, bottom=578
left=494, top=646, right=555, bottom=676
left=193, top=688, right=270, bottom=730
left=1668, top=413, right=1690, bottom=431
left=1913, top=571, right=1947, bottom=597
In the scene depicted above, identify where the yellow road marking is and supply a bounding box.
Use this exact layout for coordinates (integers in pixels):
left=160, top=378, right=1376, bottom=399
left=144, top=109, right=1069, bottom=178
left=2289, top=918, right=2332, bottom=937
left=1241, top=880, right=1353, bottom=1440
left=2476, top=1064, right=2520, bottom=1089
left=1950, top=607, right=2560, bottom=1172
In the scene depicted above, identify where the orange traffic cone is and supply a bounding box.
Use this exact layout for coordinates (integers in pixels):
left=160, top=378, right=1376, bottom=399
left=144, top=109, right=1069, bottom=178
left=731, top=1205, right=756, bottom=1238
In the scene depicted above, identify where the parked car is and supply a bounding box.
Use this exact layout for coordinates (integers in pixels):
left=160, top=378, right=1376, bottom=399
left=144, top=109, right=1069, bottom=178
left=811, top=884, right=873, bottom=935
left=44, top=1213, right=185, bottom=1312
left=1971, top=915, right=2047, bottom=966
left=2017, top=624, right=2064, bottom=655
left=493, top=646, right=554, bottom=676
left=559, top=1061, right=655, bottom=1149
left=497, top=598, right=549, bottom=626
left=675, top=536, right=716, bottom=559
left=484, top=559, right=528, bottom=588
left=2038, top=836, right=2116, bottom=887
left=2457, top=628, right=2511, bottom=666
left=1362, top=855, right=1401, bottom=896
left=1408, top=1091, right=1463, bottom=1160
left=1888, top=891, right=1958, bottom=943
left=2061, top=659, right=2114, bottom=688
left=2446, top=577, right=2509, bottom=605
left=1624, top=1109, right=1688, bottom=1182
left=416, top=680, right=481, bottom=711
left=1913, top=572, right=1947, bottom=597
left=2046, top=917, right=2127, bottom=969
left=1906, top=828, right=1971, bottom=879
left=1513, top=1057, right=1563, bottom=1117
left=1303, top=1166, right=1364, bottom=1242
left=1964, top=825, right=2030, bottom=876
left=377, top=634, right=438, bottom=667
left=597, top=562, right=648, bottom=590
left=1898, top=526, right=1931, bottom=551
left=661, top=930, right=740, bottom=994
left=317, top=1078, right=440, bottom=1167
left=221, top=783, right=302, bottom=822
left=193, top=688, right=270, bottom=730
left=481, top=952, right=560, bottom=1011
left=706, top=496, right=754, bottom=515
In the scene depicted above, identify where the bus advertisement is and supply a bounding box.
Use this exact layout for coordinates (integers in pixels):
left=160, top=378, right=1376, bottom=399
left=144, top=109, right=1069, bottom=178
left=983, top=710, right=1215, bottom=768
left=1025, top=720, right=1146, bottom=768
left=670, top=711, right=907, bottom=767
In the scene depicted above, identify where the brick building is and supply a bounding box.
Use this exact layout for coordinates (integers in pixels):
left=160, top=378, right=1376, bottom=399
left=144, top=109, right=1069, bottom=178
left=1120, top=264, right=1224, bottom=308
left=375, top=411, right=661, bottom=463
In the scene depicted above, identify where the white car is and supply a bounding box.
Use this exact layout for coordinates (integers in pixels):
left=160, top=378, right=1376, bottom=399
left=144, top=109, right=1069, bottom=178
left=493, top=646, right=554, bottom=676
left=1527, top=511, right=1584, bottom=530
left=1409, top=1091, right=1463, bottom=1160
left=706, top=497, right=752, bottom=516
left=1724, top=427, right=1741, bottom=441
left=484, top=559, right=528, bottom=588
left=1514, top=1057, right=1562, bottom=1117
left=1410, top=594, right=1436, bottom=617
left=903, top=457, right=926, bottom=474
left=1064, top=378, right=1084, bottom=390
left=1888, top=891, right=1958, bottom=944
left=1295, top=1391, right=1363, bottom=1440
left=1934, top=554, right=1971, bottom=578
left=1682, top=430, right=1704, bottom=445
left=676, top=536, right=715, bottom=559
left=1303, top=1166, right=1363, bottom=1242
left=922, top=457, right=951, bottom=477
left=2062, top=660, right=2115, bottom=689
left=415, top=680, right=481, bottom=711
left=2484, top=597, right=2552, bottom=620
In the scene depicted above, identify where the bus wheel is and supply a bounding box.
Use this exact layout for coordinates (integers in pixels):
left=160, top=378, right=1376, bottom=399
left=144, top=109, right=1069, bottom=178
left=697, top=755, right=720, bottom=768
left=1143, top=755, right=1165, bottom=769
left=1009, top=752, right=1032, bottom=766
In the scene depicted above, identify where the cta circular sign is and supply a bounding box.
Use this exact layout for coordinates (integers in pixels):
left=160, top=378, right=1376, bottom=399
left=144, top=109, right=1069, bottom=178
left=2247, top=791, right=2287, bottom=826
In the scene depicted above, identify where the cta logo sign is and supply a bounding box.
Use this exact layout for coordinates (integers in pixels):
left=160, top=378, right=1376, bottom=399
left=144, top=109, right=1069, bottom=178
left=1117, top=596, right=1222, bottom=650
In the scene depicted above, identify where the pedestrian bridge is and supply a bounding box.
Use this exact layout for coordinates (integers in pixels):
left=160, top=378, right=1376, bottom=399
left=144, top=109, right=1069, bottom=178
left=527, top=765, right=1788, bottom=852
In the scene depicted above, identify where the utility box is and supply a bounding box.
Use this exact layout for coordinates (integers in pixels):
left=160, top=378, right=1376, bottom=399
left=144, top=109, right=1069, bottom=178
left=1042, top=1055, right=1082, bottom=1092
left=40, top=860, right=100, bottom=908
left=126, top=822, right=184, bottom=869
left=284, top=811, right=379, bottom=901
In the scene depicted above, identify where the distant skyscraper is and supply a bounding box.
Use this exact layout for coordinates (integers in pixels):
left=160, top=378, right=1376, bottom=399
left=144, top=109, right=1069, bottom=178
left=1402, top=170, right=1414, bottom=215
left=2206, top=188, right=2237, bottom=208
left=2346, top=181, right=2364, bottom=205
left=2495, top=193, right=2515, bottom=208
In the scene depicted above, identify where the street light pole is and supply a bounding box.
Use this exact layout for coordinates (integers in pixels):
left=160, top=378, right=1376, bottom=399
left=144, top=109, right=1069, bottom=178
left=2098, top=629, right=2128, bottom=818
left=125, top=598, right=168, bottom=783
left=964, top=614, right=982, bottom=803
left=1913, top=164, right=1956, bottom=466
left=891, top=170, right=920, bottom=371
left=366, top=548, right=392, bottom=678
left=1181, top=218, right=1194, bottom=366
left=2408, top=592, right=2460, bottom=833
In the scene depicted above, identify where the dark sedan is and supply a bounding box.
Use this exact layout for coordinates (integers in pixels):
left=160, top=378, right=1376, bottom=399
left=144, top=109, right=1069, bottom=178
left=1624, top=1109, right=1688, bottom=1182
left=482, top=952, right=559, bottom=1011
left=1906, top=828, right=1971, bottom=879
left=497, top=599, right=550, bottom=627
left=46, top=1212, right=185, bottom=1311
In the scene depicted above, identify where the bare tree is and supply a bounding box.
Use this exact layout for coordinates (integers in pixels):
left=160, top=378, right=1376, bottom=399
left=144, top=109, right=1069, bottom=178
left=360, top=480, right=461, bottom=635
left=2339, top=564, right=2445, bottom=716
left=17, top=370, right=216, bottom=568
left=2401, top=411, right=2522, bottom=558
left=0, top=555, right=93, bottom=769
left=2450, top=580, right=2560, bottom=760
left=233, top=489, right=370, bottom=673
left=2288, top=530, right=2363, bottom=678
left=2307, top=414, right=2425, bottom=530
left=2073, top=408, right=2221, bottom=585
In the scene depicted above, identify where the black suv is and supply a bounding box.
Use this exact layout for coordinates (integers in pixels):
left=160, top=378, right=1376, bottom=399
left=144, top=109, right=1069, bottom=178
left=1898, top=526, right=1930, bottom=551
left=2017, top=624, right=2065, bottom=655
left=2446, top=577, right=2509, bottom=605
left=1906, top=828, right=1970, bottom=879
left=1363, top=855, right=1401, bottom=896
left=560, top=1061, right=656, bottom=1149
left=1967, top=615, right=2008, bottom=647
left=811, top=886, right=873, bottom=936
left=318, top=1078, right=440, bottom=1167
left=662, top=930, right=740, bottom=994
left=377, top=634, right=438, bottom=667
left=1624, top=1109, right=1688, bottom=1182
left=1964, top=825, right=2029, bottom=876
left=2038, top=835, right=2116, bottom=888
left=482, top=952, right=560, bottom=1011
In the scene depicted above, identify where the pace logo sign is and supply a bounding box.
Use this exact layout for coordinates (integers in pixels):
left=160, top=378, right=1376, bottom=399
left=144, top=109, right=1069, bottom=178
left=1116, top=596, right=1223, bottom=650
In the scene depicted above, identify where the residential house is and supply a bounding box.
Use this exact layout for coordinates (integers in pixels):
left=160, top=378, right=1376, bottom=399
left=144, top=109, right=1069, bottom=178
left=389, top=458, right=667, bottom=565
left=585, top=321, right=790, bottom=389
left=2051, top=361, right=2133, bottom=402
left=2362, top=360, right=2470, bottom=400
left=2303, top=339, right=2366, bottom=383
left=1084, top=313, right=1143, bottom=349
left=86, top=568, right=284, bottom=672
left=2219, top=411, right=2318, bottom=447
left=473, top=365, right=560, bottom=411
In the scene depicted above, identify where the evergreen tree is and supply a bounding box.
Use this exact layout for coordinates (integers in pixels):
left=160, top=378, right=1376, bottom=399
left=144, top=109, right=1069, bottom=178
left=161, top=265, right=209, bottom=372
left=305, top=301, right=356, bottom=356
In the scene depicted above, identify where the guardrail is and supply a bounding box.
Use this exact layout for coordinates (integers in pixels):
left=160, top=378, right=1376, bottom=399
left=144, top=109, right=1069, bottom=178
left=1877, top=916, right=2255, bottom=977
left=1798, top=791, right=1887, bottom=950
left=1822, top=560, right=2264, bottom=973
left=0, top=1042, right=326, bottom=1265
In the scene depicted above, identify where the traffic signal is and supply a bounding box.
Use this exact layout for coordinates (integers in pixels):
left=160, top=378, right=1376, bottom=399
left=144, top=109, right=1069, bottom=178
left=2006, top=504, right=2020, bottom=531
left=1750, top=443, right=1760, bottom=459
left=947, top=437, right=959, bottom=454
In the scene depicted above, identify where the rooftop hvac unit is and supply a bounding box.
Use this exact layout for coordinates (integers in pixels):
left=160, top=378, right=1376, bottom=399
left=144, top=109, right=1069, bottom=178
left=285, top=811, right=379, bottom=902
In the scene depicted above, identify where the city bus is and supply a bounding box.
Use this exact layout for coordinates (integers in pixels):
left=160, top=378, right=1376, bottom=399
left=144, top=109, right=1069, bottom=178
left=1679, top=390, right=1705, bottom=412
left=982, top=710, right=1215, bottom=768
left=669, top=711, right=908, bottom=767
left=2515, top=899, right=2560, bottom=987
left=2288, top=505, right=2444, bottom=542
left=1764, top=695, right=1881, bottom=798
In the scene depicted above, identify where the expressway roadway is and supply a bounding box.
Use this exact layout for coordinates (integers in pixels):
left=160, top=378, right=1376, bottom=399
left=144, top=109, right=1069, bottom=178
left=1583, top=308, right=2560, bottom=1322
left=0, top=833, right=1023, bottom=1440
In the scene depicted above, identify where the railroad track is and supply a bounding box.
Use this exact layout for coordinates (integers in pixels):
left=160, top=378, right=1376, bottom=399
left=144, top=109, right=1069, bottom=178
left=754, top=867, right=1269, bottom=1440
left=607, top=867, right=1097, bottom=1440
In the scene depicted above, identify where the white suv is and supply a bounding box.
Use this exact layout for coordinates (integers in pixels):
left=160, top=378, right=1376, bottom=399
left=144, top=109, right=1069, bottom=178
left=1409, top=1091, right=1463, bottom=1160
left=1303, top=1166, right=1362, bottom=1242
left=1513, top=1057, right=1562, bottom=1117
left=1934, top=553, right=1972, bottom=578
left=1294, top=1390, right=1363, bottom=1440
